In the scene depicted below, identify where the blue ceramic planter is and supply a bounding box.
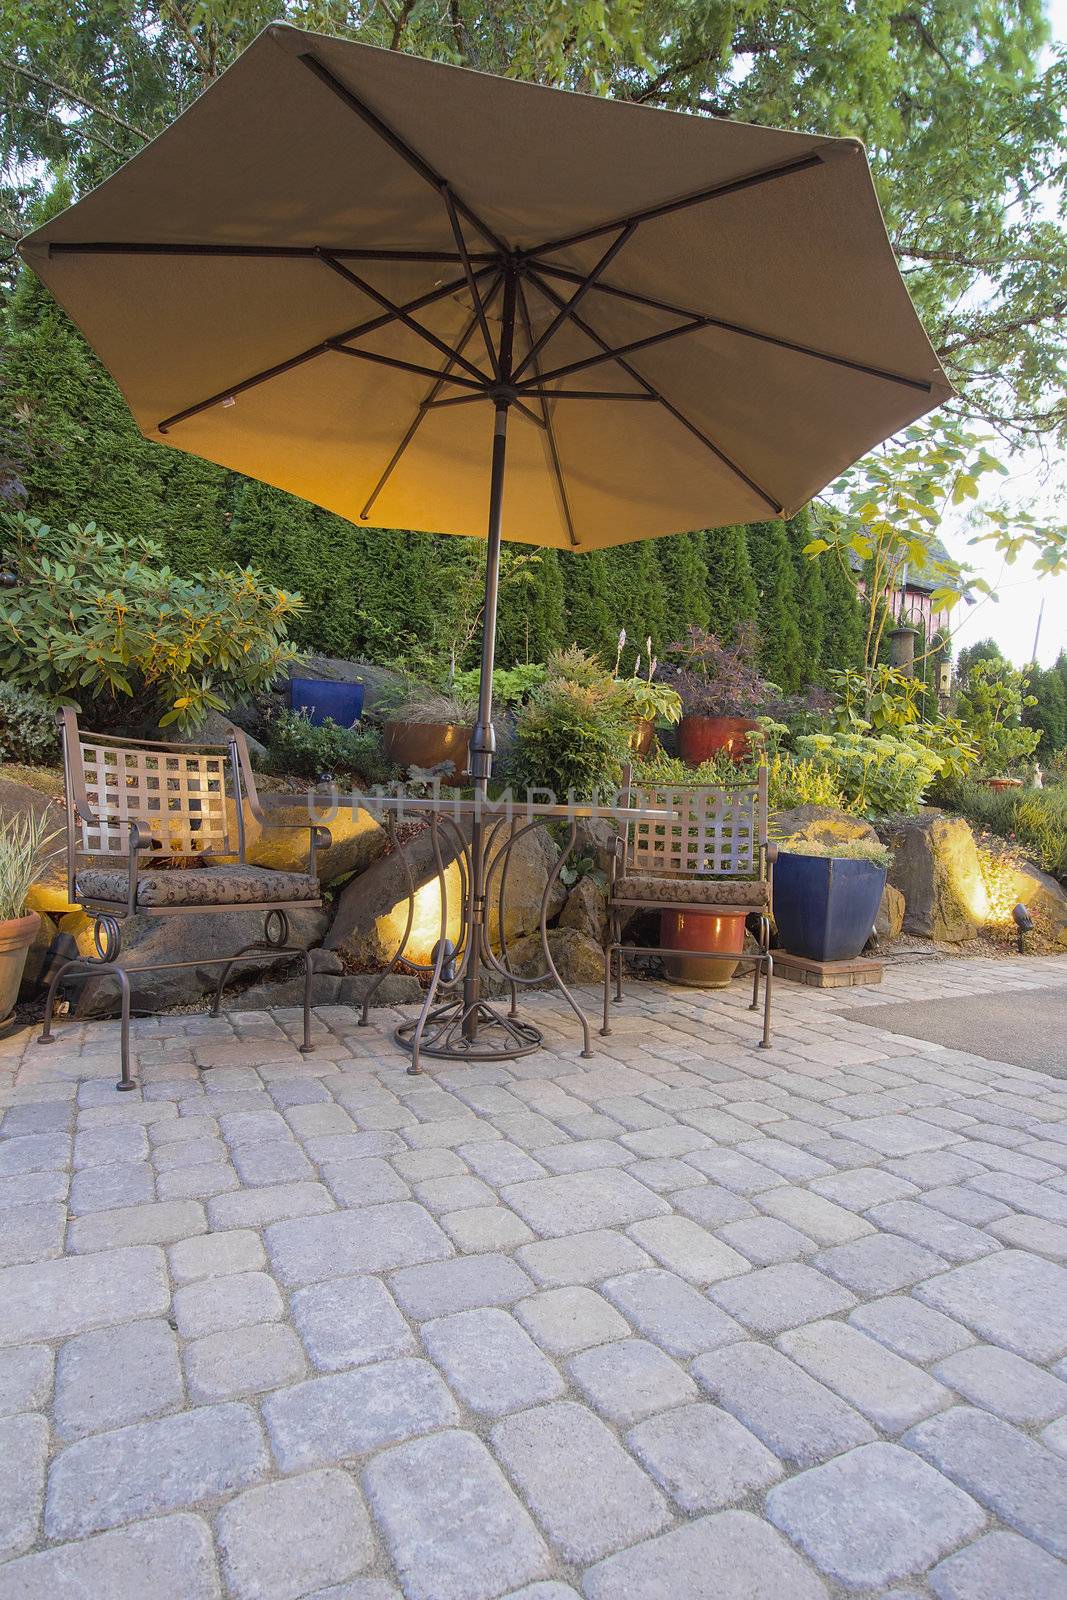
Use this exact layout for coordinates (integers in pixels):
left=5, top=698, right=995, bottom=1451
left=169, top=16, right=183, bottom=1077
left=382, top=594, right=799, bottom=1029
left=774, top=851, right=886, bottom=963
left=289, top=677, right=364, bottom=728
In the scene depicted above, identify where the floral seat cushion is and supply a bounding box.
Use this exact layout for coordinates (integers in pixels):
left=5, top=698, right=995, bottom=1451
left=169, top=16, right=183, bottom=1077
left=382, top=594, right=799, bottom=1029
left=612, top=873, right=769, bottom=909
left=76, top=864, right=320, bottom=908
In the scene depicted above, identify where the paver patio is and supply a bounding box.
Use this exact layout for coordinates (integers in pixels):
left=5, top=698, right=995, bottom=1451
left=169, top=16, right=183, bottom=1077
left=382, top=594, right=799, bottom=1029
left=1, top=955, right=1067, bottom=1598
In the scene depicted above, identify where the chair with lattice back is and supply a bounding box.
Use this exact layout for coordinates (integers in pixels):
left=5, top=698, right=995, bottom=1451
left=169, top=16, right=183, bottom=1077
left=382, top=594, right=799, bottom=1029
left=39, top=708, right=331, bottom=1089
left=602, top=763, right=776, bottom=1046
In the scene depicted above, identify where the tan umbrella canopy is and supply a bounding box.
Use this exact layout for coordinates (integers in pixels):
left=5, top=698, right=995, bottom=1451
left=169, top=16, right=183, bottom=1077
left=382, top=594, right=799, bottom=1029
left=21, top=21, right=949, bottom=557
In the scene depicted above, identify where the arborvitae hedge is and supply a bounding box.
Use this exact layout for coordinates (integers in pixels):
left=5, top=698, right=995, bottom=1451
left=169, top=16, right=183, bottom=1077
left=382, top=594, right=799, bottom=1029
left=2, top=272, right=866, bottom=686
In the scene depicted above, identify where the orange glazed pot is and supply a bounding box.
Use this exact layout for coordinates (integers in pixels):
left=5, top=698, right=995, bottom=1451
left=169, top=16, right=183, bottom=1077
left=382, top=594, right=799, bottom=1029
left=383, top=721, right=473, bottom=786
left=677, top=714, right=758, bottom=765
left=659, top=908, right=746, bottom=988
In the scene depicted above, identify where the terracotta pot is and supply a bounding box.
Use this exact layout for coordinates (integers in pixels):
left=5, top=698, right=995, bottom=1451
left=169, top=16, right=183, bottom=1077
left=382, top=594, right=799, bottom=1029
left=659, top=908, right=746, bottom=988
left=631, top=717, right=656, bottom=757
left=983, top=776, right=1023, bottom=794
left=0, top=911, right=40, bottom=1025
left=677, top=714, right=758, bottom=766
left=383, top=721, right=473, bottom=786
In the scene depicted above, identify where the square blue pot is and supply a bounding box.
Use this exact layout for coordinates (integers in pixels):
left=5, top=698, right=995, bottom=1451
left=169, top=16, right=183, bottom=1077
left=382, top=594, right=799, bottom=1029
left=774, top=851, right=887, bottom=963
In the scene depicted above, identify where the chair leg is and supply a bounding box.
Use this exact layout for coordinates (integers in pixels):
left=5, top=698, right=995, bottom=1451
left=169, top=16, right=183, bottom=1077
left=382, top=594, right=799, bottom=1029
left=116, top=968, right=135, bottom=1090
left=299, top=950, right=315, bottom=1054
left=614, top=917, right=625, bottom=1004
left=760, top=951, right=773, bottom=1049
left=750, top=915, right=767, bottom=1011
left=37, top=957, right=75, bottom=1046
left=601, top=940, right=613, bottom=1037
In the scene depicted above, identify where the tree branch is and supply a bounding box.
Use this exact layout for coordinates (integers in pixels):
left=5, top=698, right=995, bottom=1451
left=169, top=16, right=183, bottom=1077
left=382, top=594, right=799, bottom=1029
left=0, top=56, right=150, bottom=141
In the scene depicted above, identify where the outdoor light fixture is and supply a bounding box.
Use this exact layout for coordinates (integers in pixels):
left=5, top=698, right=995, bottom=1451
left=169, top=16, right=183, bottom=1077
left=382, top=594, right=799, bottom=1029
left=1013, top=901, right=1034, bottom=953
left=0, top=571, right=17, bottom=589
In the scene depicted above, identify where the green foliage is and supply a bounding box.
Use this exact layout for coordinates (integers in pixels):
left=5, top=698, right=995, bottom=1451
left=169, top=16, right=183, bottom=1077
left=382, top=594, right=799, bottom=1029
left=1025, top=664, right=1067, bottom=756
left=829, top=665, right=926, bottom=732
left=795, top=731, right=943, bottom=816
left=785, top=508, right=827, bottom=686
left=0, top=682, right=58, bottom=766
left=453, top=663, right=547, bottom=707
left=954, top=654, right=1040, bottom=774
left=784, top=838, right=895, bottom=868
left=744, top=519, right=805, bottom=692
left=0, top=807, right=63, bottom=921
left=506, top=676, right=632, bottom=801
left=263, top=711, right=391, bottom=785
left=942, top=776, right=1067, bottom=879
left=703, top=525, right=758, bottom=638
left=656, top=532, right=710, bottom=641
left=817, top=540, right=868, bottom=678
left=766, top=753, right=848, bottom=812
left=0, top=513, right=302, bottom=732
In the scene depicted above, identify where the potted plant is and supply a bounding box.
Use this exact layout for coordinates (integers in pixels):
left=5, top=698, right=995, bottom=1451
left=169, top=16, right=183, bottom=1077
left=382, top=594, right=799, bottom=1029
left=612, top=632, right=682, bottom=755
left=773, top=838, right=893, bottom=963
left=378, top=683, right=478, bottom=787
left=663, top=624, right=774, bottom=765
left=0, top=810, right=61, bottom=1025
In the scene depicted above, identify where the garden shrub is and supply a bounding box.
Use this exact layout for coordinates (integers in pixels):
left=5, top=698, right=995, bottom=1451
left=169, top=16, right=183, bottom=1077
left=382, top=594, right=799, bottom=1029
left=263, top=711, right=392, bottom=786
left=795, top=731, right=942, bottom=816
left=0, top=682, right=59, bottom=767
left=941, top=776, right=1067, bottom=879
left=0, top=513, right=302, bottom=733
left=506, top=677, right=632, bottom=801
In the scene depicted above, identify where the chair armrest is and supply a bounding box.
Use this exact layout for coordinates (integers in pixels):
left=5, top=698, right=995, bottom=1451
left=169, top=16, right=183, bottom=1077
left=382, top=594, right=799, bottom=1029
left=229, top=726, right=333, bottom=872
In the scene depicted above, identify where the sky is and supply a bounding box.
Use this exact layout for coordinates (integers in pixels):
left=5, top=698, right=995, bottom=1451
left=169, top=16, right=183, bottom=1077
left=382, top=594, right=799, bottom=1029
left=944, top=0, right=1066, bottom=670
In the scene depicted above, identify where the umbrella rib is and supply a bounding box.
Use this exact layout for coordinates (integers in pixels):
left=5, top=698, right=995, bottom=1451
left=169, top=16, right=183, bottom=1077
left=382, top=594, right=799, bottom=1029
left=531, top=261, right=935, bottom=393
left=442, top=190, right=501, bottom=380
left=511, top=223, right=636, bottom=383
left=327, top=344, right=486, bottom=388
left=517, top=280, right=578, bottom=548
left=298, top=52, right=508, bottom=256
left=530, top=152, right=823, bottom=257
left=517, top=317, right=707, bottom=389
left=526, top=267, right=783, bottom=515
left=155, top=268, right=490, bottom=433
left=45, top=242, right=489, bottom=263
left=359, top=274, right=505, bottom=522
left=318, top=250, right=490, bottom=384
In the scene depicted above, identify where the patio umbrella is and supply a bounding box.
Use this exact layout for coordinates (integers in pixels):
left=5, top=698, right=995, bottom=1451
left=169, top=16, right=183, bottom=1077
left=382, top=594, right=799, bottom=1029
left=19, top=22, right=950, bottom=1058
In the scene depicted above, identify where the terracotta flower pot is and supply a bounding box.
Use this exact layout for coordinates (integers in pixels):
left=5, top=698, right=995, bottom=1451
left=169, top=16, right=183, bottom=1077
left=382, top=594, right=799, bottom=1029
left=677, top=714, right=758, bottom=766
left=983, top=776, right=1023, bottom=794
left=659, top=908, right=746, bottom=988
left=383, top=721, right=474, bottom=786
left=0, top=911, right=40, bottom=1026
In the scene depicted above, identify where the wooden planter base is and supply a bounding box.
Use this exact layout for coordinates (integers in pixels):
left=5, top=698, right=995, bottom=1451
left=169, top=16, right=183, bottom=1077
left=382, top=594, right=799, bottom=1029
left=775, top=952, right=884, bottom=989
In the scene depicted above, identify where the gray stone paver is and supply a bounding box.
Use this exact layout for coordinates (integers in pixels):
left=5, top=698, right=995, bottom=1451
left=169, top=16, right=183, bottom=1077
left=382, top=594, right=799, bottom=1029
left=3, top=956, right=1067, bottom=1595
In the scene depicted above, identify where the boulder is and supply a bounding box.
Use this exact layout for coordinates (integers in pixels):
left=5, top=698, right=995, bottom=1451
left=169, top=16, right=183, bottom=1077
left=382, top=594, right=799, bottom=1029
left=572, top=817, right=621, bottom=876
left=871, top=882, right=906, bottom=945
left=1001, top=859, right=1067, bottom=947
left=504, top=927, right=605, bottom=987
left=227, top=973, right=342, bottom=1009
left=19, top=911, right=60, bottom=996
left=238, top=792, right=386, bottom=887
left=326, top=819, right=565, bottom=966
left=883, top=813, right=981, bottom=943
left=56, top=904, right=328, bottom=1018
left=559, top=873, right=608, bottom=941
left=196, top=712, right=267, bottom=764
left=772, top=805, right=880, bottom=849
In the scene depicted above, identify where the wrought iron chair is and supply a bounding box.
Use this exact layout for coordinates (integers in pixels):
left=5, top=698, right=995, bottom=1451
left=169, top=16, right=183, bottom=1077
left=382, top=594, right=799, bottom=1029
left=602, top=763, right=776, bottom=1047
left=39, top=708, right=330, bottom=1090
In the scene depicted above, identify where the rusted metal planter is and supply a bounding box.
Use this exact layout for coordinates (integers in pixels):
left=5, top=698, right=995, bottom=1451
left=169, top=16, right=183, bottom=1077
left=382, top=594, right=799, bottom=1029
left=383, top=721, right=474, bottom=786
left=677, top=714, right=758, bottom=765
left=0, top=911, right=40, bottom=1025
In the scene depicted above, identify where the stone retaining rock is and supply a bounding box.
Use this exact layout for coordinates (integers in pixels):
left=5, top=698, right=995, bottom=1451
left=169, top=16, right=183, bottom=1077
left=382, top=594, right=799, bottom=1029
left=771, top=805, right=880, bottom=849
left=872, top=883, right=906, bottom=945
left=504, top=927, right=605, bottom=986
left=882, top=813, right=980, bottom=943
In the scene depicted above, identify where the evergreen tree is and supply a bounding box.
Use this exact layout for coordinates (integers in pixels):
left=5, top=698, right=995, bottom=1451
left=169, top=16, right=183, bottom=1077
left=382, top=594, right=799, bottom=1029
left=601, top=542, right=669, bottom=664
left=559, top=550, right=617, bottom=659
left=1026, top=664, right=1067, bottom=754
left=497, top=547, right=566, bottom=665
left=743, top=519, right=805, bottom=692
left=818, top=549, right=867, bottom=676
left=785, top=507, right=826, bottom=685
left=657, top=531, right=710, bottom=642
left=702, top=525, right=758, bottom=638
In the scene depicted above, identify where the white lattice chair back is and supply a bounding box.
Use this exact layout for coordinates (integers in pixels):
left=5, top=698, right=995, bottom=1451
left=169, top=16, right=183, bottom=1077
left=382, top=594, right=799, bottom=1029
left=73, top=727, right=235, bottom=860
left=628, top=770, right=766, bottom=879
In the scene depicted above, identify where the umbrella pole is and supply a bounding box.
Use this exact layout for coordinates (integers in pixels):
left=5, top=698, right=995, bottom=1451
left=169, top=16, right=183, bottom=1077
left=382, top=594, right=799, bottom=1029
left=463, top=397, right=509, bottom=1041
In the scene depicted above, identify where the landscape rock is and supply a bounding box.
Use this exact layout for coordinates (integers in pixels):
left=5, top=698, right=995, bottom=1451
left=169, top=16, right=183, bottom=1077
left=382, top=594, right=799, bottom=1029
left=505, top=928, right=605, bottom=987
left=57, top=905, right=328, bottom=1018
left=572, top=818, right=621, bottom=876
left=195, top=712, right=267, bottom=764
left=882, top=813, right=981, bottom=943
left=18, top=912, right=60, bottom=997
left=327, top=820, right=564, bottom=966
left=771, top=806, right=880, bottom=849
left=1001, top=859, right=1067, bottom=947
left=230, top=973, right=342, bottom=1009
left=239, top=793, right=386, bottom=887
left=871, top=882, right=906, bottom=945
left=336, top=972, right=426, bottom=1008
left=560, top=874, right=608, bottom=942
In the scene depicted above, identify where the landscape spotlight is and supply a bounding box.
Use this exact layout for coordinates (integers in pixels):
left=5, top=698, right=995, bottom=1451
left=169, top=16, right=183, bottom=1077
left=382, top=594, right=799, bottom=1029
left=1012, top=902, right=1034, bottom=953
